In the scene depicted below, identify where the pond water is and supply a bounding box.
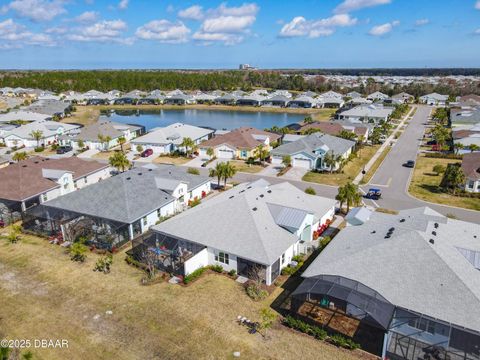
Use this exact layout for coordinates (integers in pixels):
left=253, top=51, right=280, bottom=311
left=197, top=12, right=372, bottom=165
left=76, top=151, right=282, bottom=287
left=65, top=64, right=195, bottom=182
left=102, top=109, right=305, bottom=131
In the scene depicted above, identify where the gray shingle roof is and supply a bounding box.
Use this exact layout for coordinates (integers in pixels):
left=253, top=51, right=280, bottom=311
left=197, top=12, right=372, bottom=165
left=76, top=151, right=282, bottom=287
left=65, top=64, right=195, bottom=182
left=271, top=132, right=355, bottom=158
left=153, top=181, right=336, bottom=265
left=302, top=207, right=480, bottom=333
left=42, top=165, right=209, bottom=224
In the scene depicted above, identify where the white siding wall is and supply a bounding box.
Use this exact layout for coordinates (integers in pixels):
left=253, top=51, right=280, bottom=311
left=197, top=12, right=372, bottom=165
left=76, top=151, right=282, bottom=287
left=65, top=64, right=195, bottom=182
left=74, top=168, right=110, bottom=190
left=140, top=201, right=176, bottom=232
left=186, top=182, right=211, bottom=203
left=184, top=248, right=209, bottom=275
left=207, top=247, right=238, bottom=272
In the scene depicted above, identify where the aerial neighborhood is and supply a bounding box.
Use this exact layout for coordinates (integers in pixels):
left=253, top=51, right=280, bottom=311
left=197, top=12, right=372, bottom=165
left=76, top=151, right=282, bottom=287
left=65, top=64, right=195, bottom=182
left=0, top=78, right=479, bottom=360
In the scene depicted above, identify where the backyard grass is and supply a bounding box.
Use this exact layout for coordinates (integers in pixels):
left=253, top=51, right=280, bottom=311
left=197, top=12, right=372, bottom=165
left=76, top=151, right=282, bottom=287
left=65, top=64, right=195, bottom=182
left=153, top=155, right=191, bottom=165
left=230, top=160, right=264, bottom=174
left=360, top=146, right=391, bottom=185
left=0, top=232, right=361, bottom=360
left=63, top=106, right=100, bottom=126
left=302, top=145, right=380, bottom=186
left=408, top=155, right=480, bottom=211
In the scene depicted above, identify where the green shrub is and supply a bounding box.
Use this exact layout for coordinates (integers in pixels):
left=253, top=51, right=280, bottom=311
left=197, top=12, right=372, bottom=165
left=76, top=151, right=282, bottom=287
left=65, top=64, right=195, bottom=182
left=209, top=264, right=223, bottom=273
left=246, top=283, right=269, bottom=301
left=94, top=254, right=113, bottom=274
left=184, top=267, right=206, bottom=284
left=187, top=167, right=200, bottom=175
left=228, top=269, right=236, bottom=276
left=281, top=260, right=304, bottom=276
left=305, top=187, right=316, bottom=195
left=292, top=254, right=305, bottom=262
left=34, top=147, right=44, bottom=152
left=320, top=236, right=332, bottom=249
left=188, top=198, right=201, bottom=207
left=69, top=242, right=88, bottom=262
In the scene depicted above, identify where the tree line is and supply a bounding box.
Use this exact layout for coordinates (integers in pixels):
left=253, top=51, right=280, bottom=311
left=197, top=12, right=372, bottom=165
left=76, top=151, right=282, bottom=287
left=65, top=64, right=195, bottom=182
left=0, top=70, right=478, bottom=96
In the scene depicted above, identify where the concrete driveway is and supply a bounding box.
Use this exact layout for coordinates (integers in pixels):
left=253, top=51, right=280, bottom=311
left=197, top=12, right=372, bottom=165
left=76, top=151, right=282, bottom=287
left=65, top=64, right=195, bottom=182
left=183, top=156, right=208, bottom=168
left=280, top=166, right=309, bottom=181
left=258, top=164, right=281, bottom=177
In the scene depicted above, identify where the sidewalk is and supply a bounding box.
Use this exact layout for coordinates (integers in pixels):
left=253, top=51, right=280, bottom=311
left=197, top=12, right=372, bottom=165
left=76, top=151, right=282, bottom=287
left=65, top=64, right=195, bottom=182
left=353, top=106, right=415, bottom=185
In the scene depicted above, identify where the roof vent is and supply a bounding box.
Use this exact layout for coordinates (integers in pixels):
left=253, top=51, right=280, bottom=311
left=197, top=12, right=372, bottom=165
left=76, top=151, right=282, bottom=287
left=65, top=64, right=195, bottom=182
left=229, top=195, right=234, bottom=199
left=429, top=239, right=435, bottom=244
left=371, top=230, right=376, bottom=234
left=252, top=207, right=257, bottom=211
left=138, top=172, right=142, bottom=175
left=260, top=194, right=264, bottom=198
left=22, top=164, right=27, bottom=167
left=434, top=223, right=439, bottom=228
left=267, top=190, right=272, bottom=193
left=34, top=161, right=39, bottom=164
left=126, top=177, right=131, bottom=180
left=148, top=169, right=152, bottom=172
left=432, top=231, right=437, bottom=236
left=384, top=235, right=391, bottom=239
left=247, top=186, right=252, bottom=189
left=399, top=218, right=405, bottom=222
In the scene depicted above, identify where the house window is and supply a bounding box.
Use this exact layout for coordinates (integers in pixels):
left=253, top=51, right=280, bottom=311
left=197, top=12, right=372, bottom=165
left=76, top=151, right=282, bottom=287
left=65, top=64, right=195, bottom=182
left=42, top=194, right=47, bottom=202
left=241, top=150, right=247, bottom=158
left=84, top=177, right=88, bottom=184
left=142, top=216, right=147, bottom=226
left=157, top=209, right=161, bottom=218
left=281, top=253, right=285, bottom=264
left=215, top=252, right=229, bottom=264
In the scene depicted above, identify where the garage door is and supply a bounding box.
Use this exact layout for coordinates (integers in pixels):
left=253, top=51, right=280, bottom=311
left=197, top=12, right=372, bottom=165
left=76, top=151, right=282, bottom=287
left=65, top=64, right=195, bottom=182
left=217, top=149, right=234, bottom=159
left=293, top=158, right=311, bottom=169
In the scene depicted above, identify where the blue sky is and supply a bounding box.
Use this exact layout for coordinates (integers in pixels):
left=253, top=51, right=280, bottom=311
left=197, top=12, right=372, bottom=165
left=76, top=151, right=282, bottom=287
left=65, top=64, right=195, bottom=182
left=0, top=0, right=479, bottom=69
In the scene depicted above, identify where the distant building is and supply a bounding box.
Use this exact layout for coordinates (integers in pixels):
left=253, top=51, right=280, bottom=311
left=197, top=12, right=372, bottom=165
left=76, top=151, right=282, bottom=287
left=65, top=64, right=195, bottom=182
left=239, top=64, right=257, bottom=70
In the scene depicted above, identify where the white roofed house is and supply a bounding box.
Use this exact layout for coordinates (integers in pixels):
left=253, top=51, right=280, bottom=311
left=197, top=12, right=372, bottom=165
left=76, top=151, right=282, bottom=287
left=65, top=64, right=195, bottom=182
left=367, top=91, right=389, bottom=102
left=337, top=104, right=393, bottom=124
left=271, top=133, right=355, bottom=171
left=261, top=95, right=290, bottom=107
left=1, top=120, right=80, bottom=148
left=131, top=123, right=214, bottom=155
left=144, top=180, right=336, bottom=284
left=163, top=94, right=196, bottom=105
left=295, top=207, right=480, bottom=359
left=318, top=91, right=345, bottom=108
left=391, top=92, right=414, bottom=104
left=59, top=120, right=142, bottom=151
left=420, top=93, right=449, bottom=106
left=288, top=95, right=317, bottom=108
left=193, top=93, right=216, bottom=104
left=236, top=93, right=266, bottom=106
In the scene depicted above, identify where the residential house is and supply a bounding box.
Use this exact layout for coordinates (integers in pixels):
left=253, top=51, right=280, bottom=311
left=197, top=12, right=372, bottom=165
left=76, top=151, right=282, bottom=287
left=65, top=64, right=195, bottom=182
left=23, top=99, right=72, bottom=118
left=450, top=108, right=480, bottom=129
left=452, top=128, right=480, bottom=153
left=163, top=94, right=196, bottom=105
left=0, top=156, right=109, bottom=223
left=288, top=95, right=317, bottom=108
left=337, top=104, right=393, bottom=124
left=59, top=120, right=141, bottom=151
left=420, top=93, right=449, bottom=106
left=299, top=121, right=370, bottom=141
left=194, top=93, right=216, bottom=104
left=1, top=120, right=80, bottom=148
left=198, top=127, right=281, bottom=160
left=261, top=95, right=290, bottom=107
left=391, top=92, right=414, bottom=104
left=131, top=123, right=214, bottom=154
left=0, top=110, right=50, bottom=123
left=30, top=165, right=211, bottom=247
left=456, top=94, right=480, bottom=108
left=271, top=132, right=355, bottom=170
left=367, top=91, right=389, bottom=102
left=461, top=152, right=480, bottom=193
left=0, top=156, right=9, bottom=169
left=215, top=93, right=240, bottom=105
left=236, top=93, right=266, bottom=106
left=148, top=180, right=336, bottom=284
left=346, top=91, right=362, bottom=99
left=297, top=207, right=480, bottom=359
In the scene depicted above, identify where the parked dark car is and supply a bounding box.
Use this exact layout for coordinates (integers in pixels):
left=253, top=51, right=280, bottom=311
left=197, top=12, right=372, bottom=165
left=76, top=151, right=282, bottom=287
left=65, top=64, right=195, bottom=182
left=141, top=149, right=153, bottom=157
left=364, top=188, right=382, bottom=200
left=403, top=160, right=415, bottom=168
left=56, top=145, right=73, bottom=154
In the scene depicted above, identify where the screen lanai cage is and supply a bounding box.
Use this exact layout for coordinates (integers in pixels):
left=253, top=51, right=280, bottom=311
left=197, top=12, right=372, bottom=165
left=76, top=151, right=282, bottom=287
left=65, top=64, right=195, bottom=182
left=291, top=275, right=480, bottom=359
left=24, top=204, right=130, bottom=250
left=127, top=231, right=206, bottom=276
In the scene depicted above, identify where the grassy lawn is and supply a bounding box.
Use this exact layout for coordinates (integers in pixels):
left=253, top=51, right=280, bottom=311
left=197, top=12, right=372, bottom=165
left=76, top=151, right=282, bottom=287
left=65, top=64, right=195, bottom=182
left=153, top=155, right=191, bottom=165
left=0, top=232, right=360, bottom=360
left=360, top=146, right=391, bottom=185
left=63, top=107, right=100, bottom=126
left=302, top=145, right=380, bottom=186
left=408, top=155, right=480, bottom=211
left=92, top=150, right=118, bottom=160
left=230, top=160, right=264, bottom=173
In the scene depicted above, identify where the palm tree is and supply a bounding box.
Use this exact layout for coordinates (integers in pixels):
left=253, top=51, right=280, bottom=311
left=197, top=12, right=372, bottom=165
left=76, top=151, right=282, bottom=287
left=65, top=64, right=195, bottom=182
left=109, top=152, right=130, bottom=172
left=118, top=136, right=126, bottom=153
left=209, top=162, right=225, bottom=188
left=343, top=182, right=362, bottom=213
left=453, top=142, right=463, bottom=155
left=206, top=147, right=214, bottom=159
left=180, top=137, right=195, bottom=157
left=97, top=134, right=112, bottom=151
left=222, top=161, right=237, bottom=187
left=12, top=151, right=28, bottom=162
left=443, top=164, right=465, bottom=195
left=335, top=185, right=347, bottom=212
left=254, top=144, right=269, bottom=166
left=324, top=152, right=340, bottom=173
left=469, top=144, right=479, bottom=153
left=338, top=129, right=357, bottom=141
left=30, top=130, right=43, bottom=149
left=282, top=155, right=291, bottom=167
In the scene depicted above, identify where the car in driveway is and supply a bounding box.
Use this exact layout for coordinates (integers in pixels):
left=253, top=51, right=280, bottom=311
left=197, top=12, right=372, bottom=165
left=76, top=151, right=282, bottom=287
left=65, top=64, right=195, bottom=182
left=364, top=188, right=382, bottom=200
left=141, top=149, right=153, bottom=157
left=403, top=160, right=415, bottom=168
left=56, top=145, right=73, bottom=154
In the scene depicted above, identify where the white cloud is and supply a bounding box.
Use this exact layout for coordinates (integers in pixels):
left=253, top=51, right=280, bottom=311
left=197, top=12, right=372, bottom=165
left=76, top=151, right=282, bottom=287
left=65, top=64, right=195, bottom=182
left=368, top=20, right=399, bottom=36
left=118, top=0, right=128, bottom=10
left=166, top=4, right=175, bottom=13
left=279, top=14, right=357, bottom=38
left=178, top=5, right=204, bottom=20
left=475, top=1, right=480, bottom=10
left=193, top=2, right=259, bottom=45
left=474, top=28, right=480, bottom=35
left=334, top=0, right=391, bottom=14
left=2, top=0, right=67, bottom=22
left=67, top=19, right=132, bottom=44
left=45, top=25, right=68, bottom=34
left=74, top=11, right=99, bottom=23
left=0, top=18, right=55, bottom=46
left=135, top=20, right=190, bottom=43
left=415, top=18, right=429, bottom=26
